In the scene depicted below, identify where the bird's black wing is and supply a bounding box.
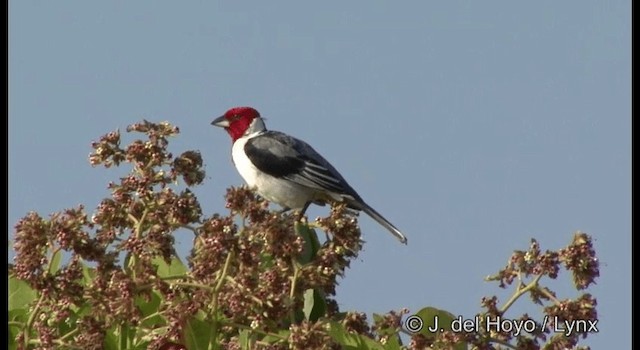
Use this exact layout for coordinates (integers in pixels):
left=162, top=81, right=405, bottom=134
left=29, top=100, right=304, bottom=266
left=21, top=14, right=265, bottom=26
left=244, top=131, right=362, bottom=201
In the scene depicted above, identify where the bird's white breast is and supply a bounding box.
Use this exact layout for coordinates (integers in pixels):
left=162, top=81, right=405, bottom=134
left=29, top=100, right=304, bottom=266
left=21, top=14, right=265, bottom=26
left=231, top=134, right=315, bottom=209
left=231, top=135, right=260, bottom=188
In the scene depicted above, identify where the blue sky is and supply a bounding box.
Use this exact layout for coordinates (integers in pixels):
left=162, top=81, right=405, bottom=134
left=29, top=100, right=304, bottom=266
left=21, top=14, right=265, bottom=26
left=9, top=1, right=630, bottom=348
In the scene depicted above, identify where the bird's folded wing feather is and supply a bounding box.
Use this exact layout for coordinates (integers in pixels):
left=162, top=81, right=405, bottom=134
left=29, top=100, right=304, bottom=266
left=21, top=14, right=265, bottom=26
left=243, top=131, right=359, bottom=198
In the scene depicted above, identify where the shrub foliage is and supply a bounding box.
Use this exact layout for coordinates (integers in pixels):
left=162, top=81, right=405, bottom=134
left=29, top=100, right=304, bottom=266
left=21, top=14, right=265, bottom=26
left=9, top=121, right=600, bottom=350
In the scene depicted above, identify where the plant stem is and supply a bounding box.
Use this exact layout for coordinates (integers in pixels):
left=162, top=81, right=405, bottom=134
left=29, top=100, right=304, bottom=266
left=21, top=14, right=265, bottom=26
left=28, top=338, right=85, bottom=350
left=128, top=208, right=149, bottom=279
left=46, top=246, right=62, bottom=274
left=209, top=250, right=234, bottom=350
left=289, top=259, right=301, bottom=323
left=119, top=323, right=129, bottom=350
left=499, top=274, right=542, bottom=314
left=224, top=276, right=264, bottom=305
left=180, top=224, right=200, bottom=235
left=58, top=328, right=80, bottom=341
left=24, top=291, right=46, bottom=349
left=538, top=286, right=562, bottom=306
left=214, top=250, right=234, bottom=294
left=173, top=281, right=215, bottom=290
left=134, top=208, right=149, bottom=240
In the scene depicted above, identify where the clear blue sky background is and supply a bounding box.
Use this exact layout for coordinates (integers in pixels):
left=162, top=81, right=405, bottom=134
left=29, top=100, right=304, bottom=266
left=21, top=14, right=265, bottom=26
left=9, top=1, right=630, bottom=348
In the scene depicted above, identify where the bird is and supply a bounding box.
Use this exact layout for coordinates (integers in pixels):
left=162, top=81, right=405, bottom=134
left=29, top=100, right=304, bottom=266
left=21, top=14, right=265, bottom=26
left=211, top=106, right=408, bottom=244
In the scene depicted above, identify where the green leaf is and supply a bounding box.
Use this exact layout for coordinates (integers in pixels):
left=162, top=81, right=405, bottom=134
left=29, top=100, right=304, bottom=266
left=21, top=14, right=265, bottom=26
left=328, top=321, right=386, bottom=350
left=56, top=312, right=77, bottom=339
left=372, top=313, right=396, bottom=338
left=124, top=252, right=133, bottom=271
left=8, top=309, right=27, bottom=350
left=238, top=329, right=251, bottom=350
left=261, top=329, right=290, bottom=344
left=8, top=276, right=36, bottom=311
left=153, top=255, right=188, bottom=278
left=412, top=307, right=467, bottom=350
left=106, top=325, right=148, bottom=350
left=103, top=330, right=119, bottom=350
left=114, top=323, right=135, bottom=350
left=8, top=309, right=27, bottom=323
left=48, top=249, right=63, bottom=274
left=303, top=288, right=327, bottom=322
left=327, top=321, right=361, bottom=348
left=295, top=222, right=321, bottom=264
left=135, top=291, right=163, bottom=328
left=8, top=331, right=19, bottom=350
left=383, top=334, right=403, bottom=350
left=82, top=262, right=95, bottom=284
left=184, top=317, right=212, bottom=350
left=260, top=251, right=275, bottom=268
left=73, top=302, right=94, bottom=318
left=414, top=307, right=456, bottom=336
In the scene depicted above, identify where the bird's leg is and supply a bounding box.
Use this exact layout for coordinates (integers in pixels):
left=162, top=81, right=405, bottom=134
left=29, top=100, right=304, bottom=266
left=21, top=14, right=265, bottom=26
left=290, top=202, right=311, bottom=222
left=278, top=207, right=292, bottom=214
left=277, top=203, right=311, bottom=221
left=300, top=202, right=311, bottom=216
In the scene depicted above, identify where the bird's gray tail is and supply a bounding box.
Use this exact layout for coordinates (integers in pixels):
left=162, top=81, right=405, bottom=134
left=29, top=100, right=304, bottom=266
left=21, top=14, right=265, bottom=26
left=359, top=202, right=408, bottom=244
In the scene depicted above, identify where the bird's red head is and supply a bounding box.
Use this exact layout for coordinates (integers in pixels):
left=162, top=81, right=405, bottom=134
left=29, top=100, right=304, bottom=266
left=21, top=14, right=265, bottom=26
left=211, top=106, right=262, bottom=142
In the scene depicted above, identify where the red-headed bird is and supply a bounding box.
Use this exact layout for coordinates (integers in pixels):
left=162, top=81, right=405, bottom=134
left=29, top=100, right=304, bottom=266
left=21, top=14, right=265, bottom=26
left=211, top=107, right=407, bottom=244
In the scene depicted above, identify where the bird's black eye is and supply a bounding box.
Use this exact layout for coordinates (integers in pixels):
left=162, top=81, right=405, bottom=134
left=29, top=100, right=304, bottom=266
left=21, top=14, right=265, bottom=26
left=230, top=114, right=241, bottom=122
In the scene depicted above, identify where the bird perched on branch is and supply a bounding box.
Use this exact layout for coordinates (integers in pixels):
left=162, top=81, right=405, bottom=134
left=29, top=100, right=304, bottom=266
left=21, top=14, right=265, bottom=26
left=211, top=106, right=407, bottom=244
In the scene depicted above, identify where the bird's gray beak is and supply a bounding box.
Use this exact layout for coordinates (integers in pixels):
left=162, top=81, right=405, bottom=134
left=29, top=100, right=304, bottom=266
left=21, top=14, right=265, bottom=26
left=211, top=115, right=230, bottom=128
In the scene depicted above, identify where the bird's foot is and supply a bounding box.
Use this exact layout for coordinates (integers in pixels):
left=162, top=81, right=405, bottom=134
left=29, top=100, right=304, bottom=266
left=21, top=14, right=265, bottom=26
left=277, top=207, right=292, bottom=214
